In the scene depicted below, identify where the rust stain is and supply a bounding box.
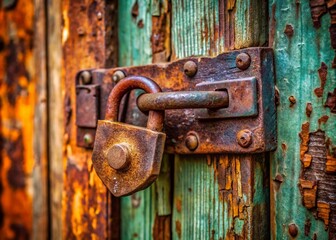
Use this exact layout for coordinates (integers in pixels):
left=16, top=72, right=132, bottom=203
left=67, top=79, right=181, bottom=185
left=269, top=4, right=276, bottom=47
left=289, top=96, right=296, bottom=107
left=151, top=1, right=171, bottom=63
left=299, top=128, right=336, bottom=238
left=299, top=122, right=310, bottom=161
left=318, top=115, right=329, bottom=126
left=326, top=155, right=336, bottom=173
left=306, top=103, right=313, bottom=117
left=305, top=219, right=311, bottom=236
left=284, top=24, right=294, bottom=37
left=309, top=1, right=336, bottom=67
left=175, top=220, right=182, bottom=239
left=0, top=0, right=35, bottom=237
left=175, top=197, right=182, bottom=213
left=299, top=179, right=317, bottom=208
left=325, top=88, right=336, bottom=113
left=153, top=215, right=171, bottom=240
left=314, top=62, right=328, bottom=97
left=61, top=0, right=118, bottom=238
left=131, top=0, right=139, bottom=19
left=309, top=0, right=328, bottom=28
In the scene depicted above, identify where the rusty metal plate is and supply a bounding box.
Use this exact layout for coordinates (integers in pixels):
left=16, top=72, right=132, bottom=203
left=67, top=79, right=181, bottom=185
left=195, top=77, right=257, bottom=119
left=76, top=47, right=276, bottom=154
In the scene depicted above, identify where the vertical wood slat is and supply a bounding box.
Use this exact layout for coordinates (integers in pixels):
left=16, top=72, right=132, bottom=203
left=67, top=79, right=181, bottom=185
left=269, top=0, right=336, bottom=239
left=0, top=1, right=38, bottom=238
left=47, top=0, right=63, bottom=238
left=33, top=0, right=48, bottom=239
left=48, top=0, right=119, bottom=238
left=171, top=0, right=269, bottom=239
left=118, top=0, right=172, bottom=239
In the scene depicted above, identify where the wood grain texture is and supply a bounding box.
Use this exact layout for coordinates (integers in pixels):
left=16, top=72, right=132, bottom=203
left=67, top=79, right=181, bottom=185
left=48, top=0, right=119, bottom=238
left=47, top=0, right=63, bottom=238
left=118, top=1, right=172, bottom=239
left=269, top=0, right=336, bottom=239
left=33, top=0, right=48, bottom=239
left=171, top=0, right=270, bottom=239
left=0, top=1, right=36, bottom=238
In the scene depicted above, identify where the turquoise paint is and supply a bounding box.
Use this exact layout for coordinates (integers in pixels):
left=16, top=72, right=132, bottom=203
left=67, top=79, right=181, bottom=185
left=270, top=0, right=335, bottom=239
left=234, top=218, right=245, bottom=235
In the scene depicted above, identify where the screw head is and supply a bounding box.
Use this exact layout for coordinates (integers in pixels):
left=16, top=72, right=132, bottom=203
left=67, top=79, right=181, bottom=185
left=185, top=132, right=199, bottom=151
left=80, top=71, right=92, bottom=84
left=107, top=143, right=130, bottom=170
left=83, top=133, right=93, bottom=146
left=236, top=129, right=253, bottom=148
left=236, top=53, right=251, bottom=70
left=183, top=61, right=198, bottom=77
left=113, top=70, right=126, bottom=83
left=288, top=223, right=298, bottom=237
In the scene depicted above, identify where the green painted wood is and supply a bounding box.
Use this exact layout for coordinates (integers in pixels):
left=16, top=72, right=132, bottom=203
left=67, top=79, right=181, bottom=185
left=118, top=1, right=171, bottom=239
left=171, top=0, right=270, bottom=239
left=270, top=0, right=336, bottom=239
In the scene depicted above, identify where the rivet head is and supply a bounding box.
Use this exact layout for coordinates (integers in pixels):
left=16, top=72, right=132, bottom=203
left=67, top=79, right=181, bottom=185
left=107, top=143, right=130, bottom=170
left=113, top=70, right=126, bottom=83
left=97, top=12, right=103, bottom=20
left=83, top=133, right=93, bottom=146
left=183, top=61, right=198, bottom=77
left=236, top=129, right=253, bottom=148
left=185, top=132, right=199, bottom=151
left=236, top=53, right=251, bottom=70
left=80, top=71, right=92, bottom=84
left=288, top=223, right=298, bottom=237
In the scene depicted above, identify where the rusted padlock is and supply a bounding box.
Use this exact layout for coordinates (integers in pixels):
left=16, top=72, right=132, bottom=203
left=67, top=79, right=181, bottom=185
left=92, top=76, right=166, bottom=197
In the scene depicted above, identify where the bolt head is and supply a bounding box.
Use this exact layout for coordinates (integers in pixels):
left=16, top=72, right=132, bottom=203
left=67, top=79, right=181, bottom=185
left=107, top=143, right=130, bottom=170
left=236, top=53, right=251, bottom=70
left=83, top=133, right=93, bottom=146
left=185, top=133, right=199, bottom=151
left=113, top=70, right=126, bottom=83
left=183, top=61, right=198, bottom=77
left=80, top=71, right=92, bottom=84
left=236, top=129, right=253, bottom=148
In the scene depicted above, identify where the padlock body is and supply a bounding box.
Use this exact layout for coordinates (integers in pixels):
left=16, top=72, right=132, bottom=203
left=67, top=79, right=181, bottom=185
left=92, top=120, right=166, bottom=197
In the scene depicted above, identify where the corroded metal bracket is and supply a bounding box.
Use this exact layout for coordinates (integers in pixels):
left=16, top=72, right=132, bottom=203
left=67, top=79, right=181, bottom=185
left=76, top=47, right=276, bottom=154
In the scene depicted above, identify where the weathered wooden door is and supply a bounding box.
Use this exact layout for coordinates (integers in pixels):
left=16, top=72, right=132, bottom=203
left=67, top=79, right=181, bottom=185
left=0, top=0, right=335, bottom=239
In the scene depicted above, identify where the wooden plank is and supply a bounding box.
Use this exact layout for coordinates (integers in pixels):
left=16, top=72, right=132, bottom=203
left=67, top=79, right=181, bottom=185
left=118, top=0, right=172, bottom=239
left=0, top=1, right=43, bottom=239
left=171, top=0, right=269, bottom=239
left=33, top=0, right=48, bottom=239
left=269, top=0, right=336, bottom=239
left=48, top=0, right=119, bottom=238
left=47, top=0, right=63, bottom=237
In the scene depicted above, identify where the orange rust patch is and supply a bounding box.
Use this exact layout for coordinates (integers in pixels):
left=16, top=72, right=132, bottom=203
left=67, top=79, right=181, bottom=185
left=299, top=122, right=310, bottom=161
left=299, top=179, right=317, bottom=209
left=175, top=220, right=182, bottom=239
left=302, top=154, right=313, bottom=168
left=175, top=198, right=182, bottom=213
left=317, top=201, right=331, bottom=226
left=306, top=103, right=313, bottom=117
left=326, top=155, right=336, bottom=173
left=299, top=128, right=336, bottom=238
left=318, top=115, right=329, bottom=125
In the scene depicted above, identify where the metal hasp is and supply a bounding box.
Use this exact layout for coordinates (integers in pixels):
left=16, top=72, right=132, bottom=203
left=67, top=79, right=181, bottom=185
left=75, top=47, right=277, bottom=154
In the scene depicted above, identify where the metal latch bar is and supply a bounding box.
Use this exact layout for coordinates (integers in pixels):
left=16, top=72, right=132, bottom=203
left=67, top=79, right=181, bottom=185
left=137, top=91, right=229, bottom=111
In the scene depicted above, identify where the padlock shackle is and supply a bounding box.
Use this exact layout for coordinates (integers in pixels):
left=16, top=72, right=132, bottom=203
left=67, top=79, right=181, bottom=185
left=105, top=76, right=164, bottom=132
